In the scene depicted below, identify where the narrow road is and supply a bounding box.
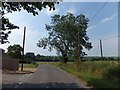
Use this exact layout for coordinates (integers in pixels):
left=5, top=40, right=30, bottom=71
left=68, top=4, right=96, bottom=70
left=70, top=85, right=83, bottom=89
left=3, top=64, right=88, bottom=89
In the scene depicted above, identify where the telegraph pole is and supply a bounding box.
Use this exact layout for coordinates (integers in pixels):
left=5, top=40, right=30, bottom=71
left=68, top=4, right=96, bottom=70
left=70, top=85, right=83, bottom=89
left=77, top=32, right=81, bottom=62
left=21, top=27, right=26, bottom=71
left=100, top=39, right=103, bottom=60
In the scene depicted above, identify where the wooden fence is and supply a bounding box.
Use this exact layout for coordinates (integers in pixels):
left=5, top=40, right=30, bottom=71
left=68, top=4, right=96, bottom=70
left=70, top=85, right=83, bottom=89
left=1, top=49, right=19, bottom=71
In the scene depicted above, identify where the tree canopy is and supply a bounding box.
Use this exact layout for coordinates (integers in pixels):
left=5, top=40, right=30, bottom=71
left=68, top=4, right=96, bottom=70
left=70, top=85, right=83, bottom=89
left=37, top=13, right=92, bottom=63
left=25, top=52, right=35, bottom=61
left=0, top=2, right=59, bottom=44
left=7, top=44, right=23, bottom=59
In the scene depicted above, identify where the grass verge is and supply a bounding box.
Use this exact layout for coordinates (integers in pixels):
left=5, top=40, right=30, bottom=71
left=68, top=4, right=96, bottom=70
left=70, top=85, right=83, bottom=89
left=19, top=62, right=39, bottom=68
left=51, top=62, right=119, bottom=89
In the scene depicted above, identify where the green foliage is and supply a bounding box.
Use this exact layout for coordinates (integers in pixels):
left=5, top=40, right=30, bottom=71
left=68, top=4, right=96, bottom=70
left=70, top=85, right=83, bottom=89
left=37, top=13, right=92, bottom=63
left=1, top=17, right=19, bottom=44
left=102, top=64, right=120, bottom=80
left=75, top=61, right=119, bottom=80
left=34, top=62, right=39, bottom=68
left=25, top=52, right=35, bottom=62
left=82, top=56, right=119, bottom=61
left=1, top=2, right=59, bottom=44
left=7, top=44, right=23, bottom=59
left=35, top=54, right=60, bottom=61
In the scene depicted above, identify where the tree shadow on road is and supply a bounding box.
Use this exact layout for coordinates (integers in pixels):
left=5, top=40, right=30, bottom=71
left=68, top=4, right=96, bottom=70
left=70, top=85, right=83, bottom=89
left=2, top=70, right=34, bottom=74
left=2, top=82, right=88, bottom=90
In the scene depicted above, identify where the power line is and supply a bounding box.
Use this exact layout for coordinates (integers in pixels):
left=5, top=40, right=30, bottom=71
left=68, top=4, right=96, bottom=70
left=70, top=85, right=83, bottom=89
left=90, top=34, right=120, bottom=43
left=87, top=0, right=110, bottom=31
left=102, top=34, right=120, bottom=41
left=90, top=0, right=110, bottom=21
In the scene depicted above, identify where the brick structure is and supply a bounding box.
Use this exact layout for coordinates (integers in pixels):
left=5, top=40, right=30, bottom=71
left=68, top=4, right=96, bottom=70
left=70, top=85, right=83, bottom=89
left=0, top=49, right=19, bottom=71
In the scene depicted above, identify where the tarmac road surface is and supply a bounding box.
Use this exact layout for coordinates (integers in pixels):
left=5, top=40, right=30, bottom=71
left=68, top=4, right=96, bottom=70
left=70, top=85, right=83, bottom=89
left=2, top=64, right=88, bottom=89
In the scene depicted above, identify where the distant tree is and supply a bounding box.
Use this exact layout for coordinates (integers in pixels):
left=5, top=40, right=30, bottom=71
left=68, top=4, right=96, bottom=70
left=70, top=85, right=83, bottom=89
left=36, top=54, right=41, bottom=58
left=25, top=52, right=35, bottom=60
left=1, top=2, right=59, bottom=44
left=7, top=44, right=23, bottom=59
left=35, top=54, right=41, bottom=60
left=37, top=13, right=92, bottom=63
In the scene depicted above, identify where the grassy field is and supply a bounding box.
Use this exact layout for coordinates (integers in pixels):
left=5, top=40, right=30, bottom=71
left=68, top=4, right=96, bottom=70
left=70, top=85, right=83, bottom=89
left=19, top=63, right=39, bottom=68
left=19, top=62, right=55, bottom=69
left=51, top=61, right=119, bottom=89
left=36, top=62, right=57, bottom=65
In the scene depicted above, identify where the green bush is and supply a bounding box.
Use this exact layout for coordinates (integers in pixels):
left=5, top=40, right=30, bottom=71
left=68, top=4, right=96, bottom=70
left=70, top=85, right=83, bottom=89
left=102, top=64, right=120, bottom=80
left=31, top=62, right=39, bottom=68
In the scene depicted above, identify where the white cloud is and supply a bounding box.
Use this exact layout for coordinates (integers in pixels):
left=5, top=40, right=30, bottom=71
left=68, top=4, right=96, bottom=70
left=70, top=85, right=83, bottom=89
left=0, top=14, right=1, bottom=19
left=0, top=11, right=57, bottom=56
left=0, top=27, right=57, bottom=56
left=100, top=13, right=117, bottom=23
left=83, top=35, right=118, bottom=57
left=100, top=18, right=110, bottom=23
left=87, top=25, right=96, bottom=30
left=44, top=6, right=59, bottom=16
left=87, top=13, right=117, bottom=31
left=24, top=27, right=57, bottom=55
left=66, top=6, right=76, bottom=14
left=0, top=28, right=23, bottom=52
left=102, top=37, right=118, bottom=56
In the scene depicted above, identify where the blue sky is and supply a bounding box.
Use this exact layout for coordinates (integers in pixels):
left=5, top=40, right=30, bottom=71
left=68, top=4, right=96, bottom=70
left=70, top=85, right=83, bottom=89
left=0, top=1, right=118, bottom=56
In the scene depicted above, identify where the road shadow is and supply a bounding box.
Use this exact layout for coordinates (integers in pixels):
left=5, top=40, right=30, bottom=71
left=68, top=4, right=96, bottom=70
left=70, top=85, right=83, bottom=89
left=2, top=82, right=88, bottom=90
left=2, top=70, right=34, bottom=75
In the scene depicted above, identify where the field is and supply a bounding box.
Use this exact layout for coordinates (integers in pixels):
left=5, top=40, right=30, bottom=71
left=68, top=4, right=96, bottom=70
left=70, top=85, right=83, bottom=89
left=51, top=61, right=119, bottom=89
left=19, top=63, right=38, bottom=68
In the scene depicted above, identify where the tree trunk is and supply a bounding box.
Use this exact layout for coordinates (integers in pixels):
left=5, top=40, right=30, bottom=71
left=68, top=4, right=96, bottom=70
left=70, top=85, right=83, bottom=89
left=61, top=51, right=68, bottom=63
left=63, top=53, right=68, bottom=63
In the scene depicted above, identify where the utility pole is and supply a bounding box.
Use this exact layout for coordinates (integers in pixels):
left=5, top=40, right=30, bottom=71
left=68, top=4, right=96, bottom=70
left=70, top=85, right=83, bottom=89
left=21, top=27, right=26, bottom=71
left=77, top=32, right=81, bottom=62
left=100, top=39, right=103, bottom=60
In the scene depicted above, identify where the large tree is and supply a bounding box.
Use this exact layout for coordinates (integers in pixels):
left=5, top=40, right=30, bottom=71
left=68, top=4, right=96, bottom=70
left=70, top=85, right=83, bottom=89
left=7, top=44, right=23, bottom=59
left=37, top=13, right=92, bottom=63
left=0, top=2, right=59, bottom=44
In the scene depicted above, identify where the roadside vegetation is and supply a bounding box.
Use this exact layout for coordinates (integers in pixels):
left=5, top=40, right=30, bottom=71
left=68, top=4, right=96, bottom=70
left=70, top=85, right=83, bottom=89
left=19, top=62, right=39, bottom=68
left=51, top=61, right=119, bottom=89
left=18, top=62, right=38, bottom=73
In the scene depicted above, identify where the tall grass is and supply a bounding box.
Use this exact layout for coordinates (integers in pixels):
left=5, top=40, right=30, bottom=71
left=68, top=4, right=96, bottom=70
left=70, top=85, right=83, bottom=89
left=52, top=61, right=119, bottom=88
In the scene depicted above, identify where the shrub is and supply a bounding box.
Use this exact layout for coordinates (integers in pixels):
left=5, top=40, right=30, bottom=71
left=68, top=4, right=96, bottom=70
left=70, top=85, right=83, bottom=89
left=102, top=64, right=120, bottom=80
left=34, top=62, right=39, bottom=68
left=31, top=61, right=39, bottom=68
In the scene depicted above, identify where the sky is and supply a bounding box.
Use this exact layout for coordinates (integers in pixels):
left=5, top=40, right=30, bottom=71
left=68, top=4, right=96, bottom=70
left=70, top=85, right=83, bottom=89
left=0, top=1, right=119, bottom=56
